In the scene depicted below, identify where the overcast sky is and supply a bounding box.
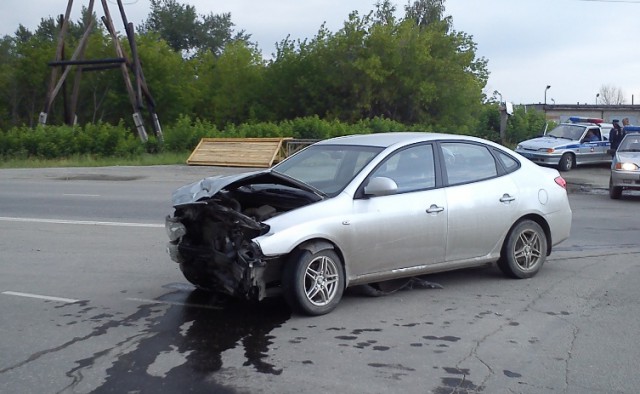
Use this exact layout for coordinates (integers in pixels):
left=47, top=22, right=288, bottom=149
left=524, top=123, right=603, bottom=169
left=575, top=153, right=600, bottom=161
left=2, top=0, right=640, bottom=105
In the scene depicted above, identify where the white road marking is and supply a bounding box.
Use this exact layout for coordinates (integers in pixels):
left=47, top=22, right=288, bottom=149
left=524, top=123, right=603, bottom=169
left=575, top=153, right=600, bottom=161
left=63, top=193, right=100, bottom=197
left=0, top=216, right=163, bottom=228
left=2, top=293, right=223, bottom=309
left=2, top=291, right=80, bottom=303
left=126, top=297, right=224, bottom=310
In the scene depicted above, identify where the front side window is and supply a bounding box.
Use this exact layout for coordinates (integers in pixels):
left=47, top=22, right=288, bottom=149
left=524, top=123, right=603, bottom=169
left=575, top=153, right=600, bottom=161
left=582, top=128, right=602, bottom=142
left=369, top=144, right=436, bottom=193
left=442, top=142, right=498, bottom=185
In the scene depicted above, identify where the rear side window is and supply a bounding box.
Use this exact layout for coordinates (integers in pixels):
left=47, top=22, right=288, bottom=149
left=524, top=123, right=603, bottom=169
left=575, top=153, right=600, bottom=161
left=495, top=150, right=519, bottom=173
left=441, top=142, right=497, bottom=185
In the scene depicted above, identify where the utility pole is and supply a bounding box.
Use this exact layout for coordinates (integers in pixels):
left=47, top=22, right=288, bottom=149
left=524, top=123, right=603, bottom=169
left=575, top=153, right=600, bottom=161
left=40, top=0, right=163, bottom=143
left=495, top=90, right=510, bottom=145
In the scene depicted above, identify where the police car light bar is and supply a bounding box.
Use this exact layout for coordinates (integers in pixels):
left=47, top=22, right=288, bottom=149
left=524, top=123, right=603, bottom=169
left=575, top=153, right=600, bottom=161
left=568, top=116, right=604, bottom=124
left=624, top=125, right=640, bottom=132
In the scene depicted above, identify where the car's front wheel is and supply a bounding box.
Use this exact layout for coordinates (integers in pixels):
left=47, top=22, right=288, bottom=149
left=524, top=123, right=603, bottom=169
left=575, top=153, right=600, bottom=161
left=498, top=220, right=548, bottom=279
left=558, top=153, right=574, bottom=172
left=282, top=248, right=344, bottom=316
left=609, top=176, right=623, bottom=199
left=179, top=261, right=215, bottom=291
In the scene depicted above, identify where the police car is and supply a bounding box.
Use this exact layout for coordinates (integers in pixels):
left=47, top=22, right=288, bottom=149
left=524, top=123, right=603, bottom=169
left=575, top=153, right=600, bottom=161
left=515, top=117, right=613, bottom=171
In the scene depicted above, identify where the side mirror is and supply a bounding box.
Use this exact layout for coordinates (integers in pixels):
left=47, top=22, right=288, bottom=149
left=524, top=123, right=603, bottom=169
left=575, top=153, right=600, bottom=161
left=364, top=177, right=398, bottom=197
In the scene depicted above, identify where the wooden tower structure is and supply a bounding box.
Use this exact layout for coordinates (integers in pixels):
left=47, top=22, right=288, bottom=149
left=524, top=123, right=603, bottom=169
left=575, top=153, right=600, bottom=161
left=40, top=0, right=162, bottom=142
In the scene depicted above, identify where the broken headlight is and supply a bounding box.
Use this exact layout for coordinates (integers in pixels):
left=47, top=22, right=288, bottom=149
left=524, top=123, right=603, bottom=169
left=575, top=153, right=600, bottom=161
left=165, top=215, right=187, bottom=242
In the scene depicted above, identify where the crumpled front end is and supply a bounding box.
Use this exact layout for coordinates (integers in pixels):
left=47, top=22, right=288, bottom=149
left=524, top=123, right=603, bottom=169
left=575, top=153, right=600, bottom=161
left=165, top=170, right=323, bottom=300
left=166, top=199, right=272, bottom=300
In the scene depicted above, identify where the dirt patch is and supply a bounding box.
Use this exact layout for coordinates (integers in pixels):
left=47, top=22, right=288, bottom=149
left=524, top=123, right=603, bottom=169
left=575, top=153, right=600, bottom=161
left=55, top=174, right=145, bottom=181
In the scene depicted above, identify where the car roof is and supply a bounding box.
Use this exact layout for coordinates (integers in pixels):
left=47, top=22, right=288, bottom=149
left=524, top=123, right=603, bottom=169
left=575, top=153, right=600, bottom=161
left=622, top=131, right=640, bottom=139
left=316, top=132, right=487, bottom=148
left=562, top=122, right=613, bottom=128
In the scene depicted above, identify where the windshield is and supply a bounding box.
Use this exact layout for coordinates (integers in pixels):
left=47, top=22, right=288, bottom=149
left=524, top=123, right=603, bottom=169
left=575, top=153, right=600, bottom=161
left=273, top=144, right=383, bottom=196
left=547, top=124, right=586, bottom=141
left=618, top=135, right=640, bottom=152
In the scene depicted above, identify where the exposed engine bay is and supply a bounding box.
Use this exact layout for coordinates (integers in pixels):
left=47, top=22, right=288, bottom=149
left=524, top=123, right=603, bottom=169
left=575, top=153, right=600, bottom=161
left=166, top=171, right=323, bottom=300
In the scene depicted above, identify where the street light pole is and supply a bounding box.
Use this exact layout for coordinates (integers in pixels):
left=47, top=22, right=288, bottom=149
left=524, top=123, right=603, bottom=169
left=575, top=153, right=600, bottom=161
left=494, top=90, right=507, bottom=145
left=596, top=93, right=600, bottom=105
left=544, top=85, right=551, bottom=105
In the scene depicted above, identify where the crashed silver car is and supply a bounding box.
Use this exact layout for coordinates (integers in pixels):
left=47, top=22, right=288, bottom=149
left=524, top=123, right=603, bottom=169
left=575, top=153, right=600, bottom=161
left=166, top=133, right=572, bottom=315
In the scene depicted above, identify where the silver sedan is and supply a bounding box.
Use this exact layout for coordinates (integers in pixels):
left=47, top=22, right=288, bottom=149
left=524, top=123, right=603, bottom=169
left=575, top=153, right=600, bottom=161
left=609, top=132, right=640, bottom=199
left=166, top=133, right=572, bottom=315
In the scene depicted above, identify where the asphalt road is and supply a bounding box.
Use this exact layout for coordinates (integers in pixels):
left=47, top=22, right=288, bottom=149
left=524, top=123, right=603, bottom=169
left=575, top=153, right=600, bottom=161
left=1, top=164, right=639, bottom=394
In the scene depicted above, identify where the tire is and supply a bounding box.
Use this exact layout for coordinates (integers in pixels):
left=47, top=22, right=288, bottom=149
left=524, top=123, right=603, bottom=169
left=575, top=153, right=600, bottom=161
left=497, top=220, right=548, bottom=279
left=282, top=248, right=344, bottom=316
left=179, top=261, right=215, bottom=291
left=609, top=177, right=623, bottom=199
left=557, top=153, right=574, bottom=172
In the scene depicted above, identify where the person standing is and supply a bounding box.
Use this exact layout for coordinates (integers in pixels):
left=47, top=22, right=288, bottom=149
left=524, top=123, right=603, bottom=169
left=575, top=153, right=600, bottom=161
left=609, top=119, right=624, bottom=154
left=622, top=117, right=631, bottom=135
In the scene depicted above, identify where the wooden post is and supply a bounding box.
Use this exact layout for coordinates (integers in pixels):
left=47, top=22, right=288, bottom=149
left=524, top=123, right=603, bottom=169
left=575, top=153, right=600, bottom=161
left=41, top=0, right=74, bottom=125
left=46, top=20, right=95, bottom=105
left=41, top=0, right=160, bottom=143
left=70, top=0, right=96, bottom=125
left=118, top=0, right=163, bottom=142
left=100, top=0, right=148, bottom=142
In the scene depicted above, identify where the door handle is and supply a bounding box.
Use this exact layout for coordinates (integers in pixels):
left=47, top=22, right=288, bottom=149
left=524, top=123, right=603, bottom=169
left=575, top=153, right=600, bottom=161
left=426, top=204, right=445, bottom=214
left=500, top=194, right=516, bottom=203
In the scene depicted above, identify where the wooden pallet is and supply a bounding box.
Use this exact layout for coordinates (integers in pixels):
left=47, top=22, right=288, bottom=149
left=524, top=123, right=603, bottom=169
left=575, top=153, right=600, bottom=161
left=186, top=137, right=292, bottom=167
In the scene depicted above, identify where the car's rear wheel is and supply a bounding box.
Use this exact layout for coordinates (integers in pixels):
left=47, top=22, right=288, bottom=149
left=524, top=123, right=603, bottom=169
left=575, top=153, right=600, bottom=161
left=609, top=176, right=623, bottom=199
left=498, top=220, right=547, bottom=279
left=558, top=153, right=574, bottom=172
left=282, top=248, right=344, bottom=316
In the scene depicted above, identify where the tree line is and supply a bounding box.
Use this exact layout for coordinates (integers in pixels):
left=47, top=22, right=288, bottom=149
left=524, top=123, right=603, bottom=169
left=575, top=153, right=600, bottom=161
left=0, top=0, right=545, bottom=155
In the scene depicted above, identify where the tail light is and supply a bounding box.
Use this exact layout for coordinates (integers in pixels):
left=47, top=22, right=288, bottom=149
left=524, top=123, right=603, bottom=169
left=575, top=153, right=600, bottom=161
left=554, top=176, right=567, bottom=189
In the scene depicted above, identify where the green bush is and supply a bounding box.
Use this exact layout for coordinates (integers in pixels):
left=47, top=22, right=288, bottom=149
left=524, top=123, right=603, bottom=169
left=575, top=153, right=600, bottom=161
left=234, top=122, right=285, bottom=138
left=1, top=107, right=530, bottom=164
left=0, top=122, right=142, bottom=160
left=163, top=115, right=219, bottom=151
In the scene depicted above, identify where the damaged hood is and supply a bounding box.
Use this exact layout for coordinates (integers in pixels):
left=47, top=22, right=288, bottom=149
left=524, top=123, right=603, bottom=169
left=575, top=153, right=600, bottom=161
left=172, top=170, right=270, bottom=207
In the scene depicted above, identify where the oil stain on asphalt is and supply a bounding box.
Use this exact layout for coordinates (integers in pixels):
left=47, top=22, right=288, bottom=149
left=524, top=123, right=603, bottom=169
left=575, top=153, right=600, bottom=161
left=82, top=284, right=292, bottom=393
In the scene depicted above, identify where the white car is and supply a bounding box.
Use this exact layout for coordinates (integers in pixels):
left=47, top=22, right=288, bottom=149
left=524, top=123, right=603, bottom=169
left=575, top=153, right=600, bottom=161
left=166, top=132, right=572, bottom=315
left=515, top=117, right=613, bottom=171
